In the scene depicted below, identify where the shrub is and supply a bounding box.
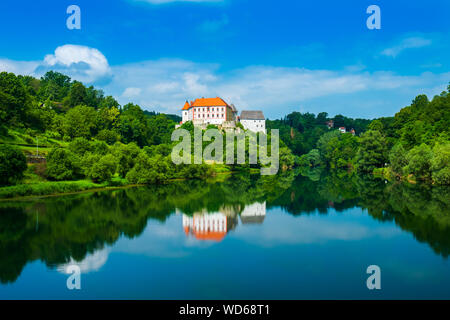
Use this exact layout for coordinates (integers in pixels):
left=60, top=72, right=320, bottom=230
left=126, top=153, right=169, bottom=184
left=0, top=144, right=27, bottom=186
left=431, top=142, right=450, bottom=185
left=389, top=143, right=408, bottom=175
left=86, top=154, right=116, bottom=182
left=404, top=144, right=433, bottom=181
left=68, top=137, right=91, bottom=156
left=46, top=148, right=81, bottom=181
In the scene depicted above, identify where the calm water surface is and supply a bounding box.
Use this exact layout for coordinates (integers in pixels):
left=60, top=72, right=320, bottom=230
left=0, top=173, right=449, bottom=299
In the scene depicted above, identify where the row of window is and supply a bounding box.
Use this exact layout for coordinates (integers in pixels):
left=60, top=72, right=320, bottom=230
left=194, top=107, right=225, bottom=112
left=196, top=114, right=225, bottom=118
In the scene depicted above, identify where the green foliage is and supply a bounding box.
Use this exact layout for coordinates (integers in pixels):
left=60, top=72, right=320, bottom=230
left=0, top=144, right=27, bottom=186
left=85, top=154, right=116, bottom=182
left=0, top=72, right=28, bottom=126
left=46, top=148, right=81, bottom=181
left=389, top=143, right=408, bottom=175
left=62, top=105, right=97, bottom=139
left=111, top=142, right=141, bottom=178
left=300, top=149, right=323, bottom=167
left=126, top=153, right=170, bottom=184
left=68, top=137, right=91, bottom=156
left=405, top=144, right=433, bottom=181
left=316, top=130, right=358, bottom=170
left=0, top=180, right=108, bottom=199
left=431, top=142, right=450, bottom=185
left=356, top=130, right=388, bottom=173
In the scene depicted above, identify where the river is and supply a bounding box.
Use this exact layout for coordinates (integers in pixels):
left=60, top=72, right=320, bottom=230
left=0, top=172, right=449, bottom=299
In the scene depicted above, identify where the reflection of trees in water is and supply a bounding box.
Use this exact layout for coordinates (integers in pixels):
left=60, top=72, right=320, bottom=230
left=0, top=173, right=292, bottom=284
left=275, top=171, right=450, bottom=258
left=0, top=171, right=449, bottom=283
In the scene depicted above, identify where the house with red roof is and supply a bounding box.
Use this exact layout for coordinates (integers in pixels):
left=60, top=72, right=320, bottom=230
left=181, top=97, right=238, bottom=126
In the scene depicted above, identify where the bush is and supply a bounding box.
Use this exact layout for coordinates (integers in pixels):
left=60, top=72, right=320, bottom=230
left=86, top=154, right=116, bottom=182
left=389, top=143, right=408, bottom=175
left=126, top=153, right=170, bottom=184
left=96, top=129, right=120, bottom=145
left=0, top=144, right=27, bottom=186
left=46, top=148, right=81, bottom=181
left=111, top=142, right=141, bottom=178
left=431, top=142, right=450, bottom=185
left=404, top=144, right=433, bottom=181
left=90, top=140, right=109, bottom=155
left=68, top=137, right=91, bottom=156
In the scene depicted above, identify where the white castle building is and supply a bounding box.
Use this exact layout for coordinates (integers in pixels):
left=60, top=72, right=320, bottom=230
left=181, top=97, right=238, bottom=126
left=239, top=110, right=266, bottom=134
left=180, top=97, right=266, bottom=133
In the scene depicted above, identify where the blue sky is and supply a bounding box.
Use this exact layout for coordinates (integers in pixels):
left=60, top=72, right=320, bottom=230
left=0, top=0, right=449, bottom=119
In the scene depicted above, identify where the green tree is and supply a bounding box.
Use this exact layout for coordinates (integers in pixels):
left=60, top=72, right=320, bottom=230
left=356, top=130, right=388, bottom=173
left=0, top=145, right=27, bottom=186
left=111, top=142, right=141, bottom=178
left=86, top=154, right=116, bottom=182
left=0, top=72, right=29, bottom=126
left=46, top=148, right=80, bottom=181
left=389, top=143, right=408, bottom=174
left=62, top=105, right=97, bottom=139
left=430, top=142, right=450, bottom=185
left=66, top=82, right=87, bottom=108
left=68, top=137, right=92, bottom=156
left=405, top=144, right=433, bottom=181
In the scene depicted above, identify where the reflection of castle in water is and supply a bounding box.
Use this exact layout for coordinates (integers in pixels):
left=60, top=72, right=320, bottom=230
left=181, top=201, right=266, bottom=242
left=240, top=202, right=266, bottom=224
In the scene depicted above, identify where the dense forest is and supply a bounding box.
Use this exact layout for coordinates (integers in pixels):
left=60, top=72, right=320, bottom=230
left=269, top=85, right=450, bottom=185
left=0, top=70, right=296, bottom=195
left=0, top=70, right=449, bottom=197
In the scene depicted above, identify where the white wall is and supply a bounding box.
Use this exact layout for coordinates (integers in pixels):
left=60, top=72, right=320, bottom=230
left=241, top=119, right=266, bottom=133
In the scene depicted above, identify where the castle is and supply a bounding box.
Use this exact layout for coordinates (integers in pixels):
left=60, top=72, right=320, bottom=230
left=180, top=97, right=266, bottom=133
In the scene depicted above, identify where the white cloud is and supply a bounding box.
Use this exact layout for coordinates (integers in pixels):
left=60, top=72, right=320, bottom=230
left=122, top=87, right=142, bottom=97
left=381, top=37, right=432, bottom=58
left=102, top=58, right=449, bottom=118
left=0, top=58, right=39, bottom=75
left=57, top=248, right=110, bottom=274
left=1, top=44, right=449, bottom=119
left=40, top=44, right=111, bottom=83
left=0, top=44, right=111, bottom=84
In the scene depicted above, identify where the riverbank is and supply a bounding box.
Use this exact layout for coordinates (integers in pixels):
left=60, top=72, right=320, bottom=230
left=0, top=178, right=132, bottom=200
left=0, top=169, right=249, bottom=201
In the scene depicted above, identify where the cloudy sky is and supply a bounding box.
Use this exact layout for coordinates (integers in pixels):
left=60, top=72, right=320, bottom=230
left=0, top=0, right=449, bottom=119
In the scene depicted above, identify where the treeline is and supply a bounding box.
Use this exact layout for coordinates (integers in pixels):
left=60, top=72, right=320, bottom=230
left=294, top=85, right=450, bottom=185
left=0, top=71, right=176, bottom=146
left=0, top=70, right=296, bottom=189
left=0, top=71, right=211, bottom=187
left=267, top=111, right=371, bottom=155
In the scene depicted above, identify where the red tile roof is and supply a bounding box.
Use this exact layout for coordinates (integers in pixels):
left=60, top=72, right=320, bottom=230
left=192, top=97, right=228, bottom=107
left=182, top=101, right=190, bottom=110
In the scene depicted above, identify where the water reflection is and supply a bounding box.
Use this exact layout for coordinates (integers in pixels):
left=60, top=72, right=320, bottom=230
left=180, top=201, right=267, bottom=242
left=0, top=172, right=449, bottom=287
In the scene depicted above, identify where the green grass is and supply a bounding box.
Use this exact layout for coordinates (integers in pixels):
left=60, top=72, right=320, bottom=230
left=0, top=128, right=67, bottom=153
left=0, top=178, right=130, bottom=199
